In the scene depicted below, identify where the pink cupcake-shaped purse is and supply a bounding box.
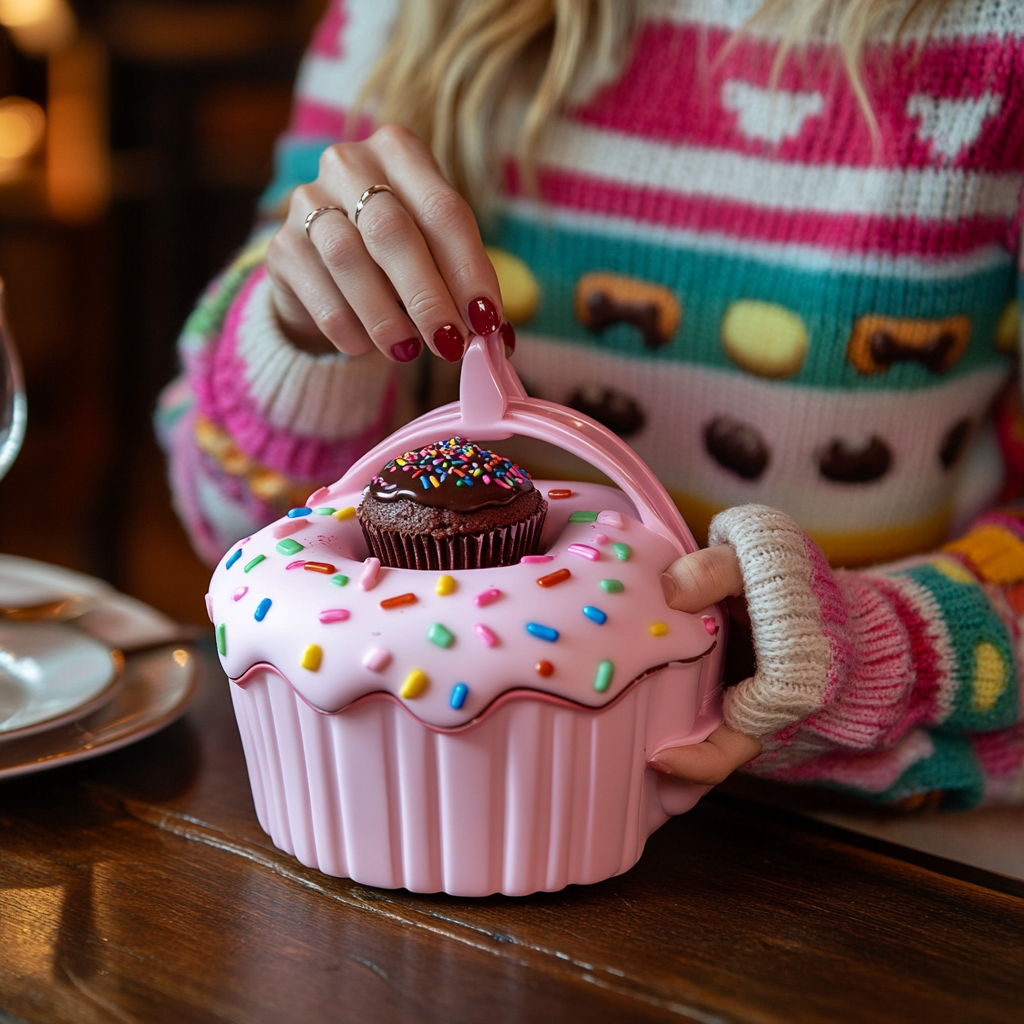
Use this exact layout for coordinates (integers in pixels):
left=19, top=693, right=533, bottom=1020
left=208, top=334, right=726, bottom=896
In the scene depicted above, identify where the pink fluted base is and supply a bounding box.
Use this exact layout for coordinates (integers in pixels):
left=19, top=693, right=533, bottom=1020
left=230, top=659, right=721, bottom=896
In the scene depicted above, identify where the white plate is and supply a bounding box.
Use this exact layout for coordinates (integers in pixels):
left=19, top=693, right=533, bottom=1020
left=0, top=643, right=198, bottom=779
left=0, top=554, right=183, bottom=651
left=0, top=621, right=121, bottom=740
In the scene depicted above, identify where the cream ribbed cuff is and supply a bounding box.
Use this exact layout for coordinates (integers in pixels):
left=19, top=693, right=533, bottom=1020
left=236, top=273, right=395, bottom=440
left=708, top=505, right=833, bottom=739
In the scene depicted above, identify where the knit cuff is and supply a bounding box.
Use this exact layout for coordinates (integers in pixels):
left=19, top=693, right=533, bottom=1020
left=708, top=504, right=834, bottom=739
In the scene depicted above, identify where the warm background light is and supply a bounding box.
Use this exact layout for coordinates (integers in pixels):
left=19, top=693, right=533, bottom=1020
left=0, top=0, right=75, bottom=55
left=46, top=34, right=110, bottom=222
left=0, top=96, right=45, bottom=162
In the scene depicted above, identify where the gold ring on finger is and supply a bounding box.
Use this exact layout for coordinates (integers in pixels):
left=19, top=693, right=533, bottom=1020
left=304, top=206, right=348, bottom=239
left=353, top=184, right=395, bottom=227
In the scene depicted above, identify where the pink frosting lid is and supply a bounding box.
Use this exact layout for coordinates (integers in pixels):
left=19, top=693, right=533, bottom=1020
left=209, top=480, right=722, bottom=729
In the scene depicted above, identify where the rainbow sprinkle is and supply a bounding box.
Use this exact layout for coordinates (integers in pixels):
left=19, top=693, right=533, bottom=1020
left=702, top=616, right=719, bottom=636
left=548, top=489, right=573, bottom=499
left=427, top=622, right=455, bottom=648
left=570, top=510, right=598, bottom=523
left=363, top=647, right=391, bottom=672
left=436, top=575, right=456, bottom=596
left=254, top=598, right=272, bottom=622
left=650, top=622, right=668, bottom=637
left=243, top=555, right=265, bottom=573
left=313, top=507, right=336, bottom=515
left=373, top=438, right=532, bottom=494
left=526, top=622, right=559, bottom=642
left=216, top=623, right=226, bottom=655
left=381, top=593, right=417, bottom=610
left=567, top=544, right=600, bottom=561
left=288, top=507, right=312, bottom=518
left=473, top=623, right=498, bottom=647
left=232, top=587, right=248, bottom=601
left=401, top=669, right=429, bottom=699
left=301, top=644, right=322, bottom=671
left=597, top=510, right=624, bottom=529
left=582, top=605, right=607, bottom=625
left=473, top=588, right=502, bottom=607
left=535, top=660, right=554, bottom=677
left=276, top=538, right=303, bottom=556
left=359, top=558, right=381, bottom=591
left=593, top=660, right=614, bottom=692
left=521, top=555, right=553, bottom=564
left=331, top=574, right=349, bottom=587
left=449, top=683, right=468, bottom=710
left=225, top=549, right=242, bottom=569
left=319, top=608, right=350, bottom=624
left=304, top=562, right=335, bottom=574
left=599, top=579, right=624, bottom=593
left=537, top=569, right=571, bottom=588
left=611, top=543, right=632, bottom=562
left=273, top=519, right=306, bottom=538
left=333, top=507, right=356, bottom=521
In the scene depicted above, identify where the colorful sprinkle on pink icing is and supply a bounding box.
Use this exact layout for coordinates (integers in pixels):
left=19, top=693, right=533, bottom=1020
left=521, top=555, right=553, bottom=564
left=204, top=594, right=213, bottom=622
left=702, top=616, right=719, bottom=635
left=319, top=608, right=351, bottom=624
left=473, top=623, right=498, bottom=647
left=537, top=568, right=571, bottom=588
left=232, top=587, right=248, bottom=601
left=593, top=533, right=609, bottom=545
left=596, top=510, right=624, bottom=529
left=363, top=647, right=391, bottom=672
left=286, top=560, right=307, bottom=570
left=473, top=588, right=502, bottom=607
left=273, top=518, right=307, bottom=538
left=359, top=557, right=381, bottom=591
left=381, top=593, right=417, bottom=610
left=567, top=544, right=600, bottom=561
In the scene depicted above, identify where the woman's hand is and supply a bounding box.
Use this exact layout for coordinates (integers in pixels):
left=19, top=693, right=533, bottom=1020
left=651, top=545, right=762, bottom=784
left=266, top=124, right=507, bottom=361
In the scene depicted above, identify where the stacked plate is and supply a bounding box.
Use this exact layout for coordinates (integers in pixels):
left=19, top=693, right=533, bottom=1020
left=0, top=555, right=198, bottom=778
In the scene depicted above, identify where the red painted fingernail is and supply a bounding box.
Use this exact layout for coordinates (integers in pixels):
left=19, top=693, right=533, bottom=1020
left=468, top=296, right=501, bottom=336
left=433, top=324, right=464, bottom=362
left=500, top=320, right=516, bottom=355
left=390, top=337, right=422, bottom=363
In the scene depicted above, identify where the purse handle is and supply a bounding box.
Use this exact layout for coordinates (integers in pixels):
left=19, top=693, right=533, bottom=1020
left=332, top=335, right=698, bottom=555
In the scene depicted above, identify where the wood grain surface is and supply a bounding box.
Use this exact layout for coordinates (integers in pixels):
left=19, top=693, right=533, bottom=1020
left=1, top=641, right=1021, bottom=1024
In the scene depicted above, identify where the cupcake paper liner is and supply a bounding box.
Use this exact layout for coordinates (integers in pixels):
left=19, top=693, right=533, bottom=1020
left=230, top=657, right=721, bottom=897
left=361, top=504, right=546, bottom=571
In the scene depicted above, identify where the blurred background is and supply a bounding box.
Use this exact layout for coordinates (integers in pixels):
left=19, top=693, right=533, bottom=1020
left=0, top=0, right=328, bottom=624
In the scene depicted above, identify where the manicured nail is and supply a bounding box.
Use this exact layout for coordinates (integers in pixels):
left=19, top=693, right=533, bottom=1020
left=390, top=337, right=422, bottom=363
left=468, top=296, right=501, bottom=336
left=433, top=324, right=464, bottom=362
left=660, top=572, right=681, bottom=608
left=500, top=320, right=516, bottom=355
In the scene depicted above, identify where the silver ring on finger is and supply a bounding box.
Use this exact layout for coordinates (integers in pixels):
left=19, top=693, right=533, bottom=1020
left=354, top=184, right=395, bottom=227
left=304, top=205, right=348, bottom=239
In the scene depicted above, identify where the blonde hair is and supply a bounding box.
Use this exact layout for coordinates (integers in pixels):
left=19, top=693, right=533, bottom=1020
left=361, top=0, right=952, bottom=204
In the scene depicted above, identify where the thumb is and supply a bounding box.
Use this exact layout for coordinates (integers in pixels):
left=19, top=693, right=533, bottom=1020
left=648, top=723, right=761, bottom=786
left=660, top=544, right=743, bottom=613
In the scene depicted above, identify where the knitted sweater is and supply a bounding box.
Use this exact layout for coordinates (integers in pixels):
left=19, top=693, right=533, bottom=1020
left=157, top=0, right=1024, bottom=807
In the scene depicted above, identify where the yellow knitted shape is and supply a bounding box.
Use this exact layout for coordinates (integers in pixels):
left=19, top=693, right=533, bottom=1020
left=972, top=641, right=1008, bottom=713
left=942, top=525, right=1024, bottom=585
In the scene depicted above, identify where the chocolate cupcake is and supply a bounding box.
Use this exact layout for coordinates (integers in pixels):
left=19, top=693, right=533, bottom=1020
left=358, top=438, right=547, bottom=570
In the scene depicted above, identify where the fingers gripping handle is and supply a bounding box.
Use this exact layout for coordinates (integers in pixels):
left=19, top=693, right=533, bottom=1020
left=330, top=337, right=697, bottom=555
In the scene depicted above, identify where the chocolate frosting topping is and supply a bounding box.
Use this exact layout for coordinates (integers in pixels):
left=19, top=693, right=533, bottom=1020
left=368, top=438, right=535, bottom=512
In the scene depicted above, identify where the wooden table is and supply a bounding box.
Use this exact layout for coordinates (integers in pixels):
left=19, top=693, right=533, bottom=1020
left=1, top=640, right=1021, bottom=1024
